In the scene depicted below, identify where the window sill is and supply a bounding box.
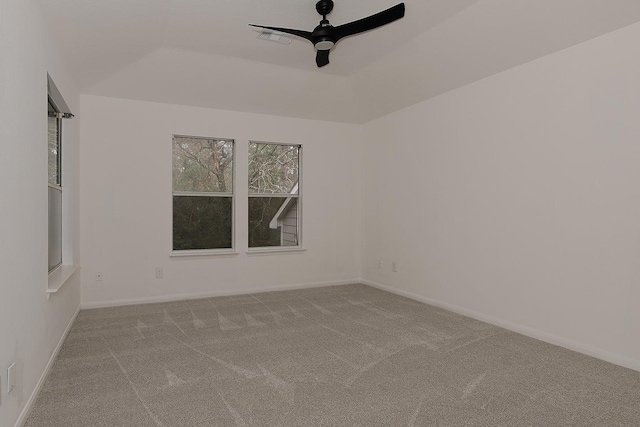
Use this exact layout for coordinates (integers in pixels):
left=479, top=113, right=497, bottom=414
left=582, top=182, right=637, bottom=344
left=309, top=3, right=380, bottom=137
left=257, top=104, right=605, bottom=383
left=170, top=250, right=239, bottom=258
left=47, top=264, right=80, bottom=298
left=247, top=247, right=306, bottom=256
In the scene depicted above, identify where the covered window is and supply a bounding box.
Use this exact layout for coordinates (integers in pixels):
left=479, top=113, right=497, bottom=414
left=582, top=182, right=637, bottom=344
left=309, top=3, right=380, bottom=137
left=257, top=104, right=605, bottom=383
left=172, top=136, right=235, bottom=252
left=248, top=142, right=301, bottom=248
left=48, top=100, right=62, bottom=272
left=47, top=74, right=73, bottom=274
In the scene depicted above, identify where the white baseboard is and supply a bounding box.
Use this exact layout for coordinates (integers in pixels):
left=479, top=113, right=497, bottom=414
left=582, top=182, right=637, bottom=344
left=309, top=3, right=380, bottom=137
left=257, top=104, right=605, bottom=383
left=361, top=279, right=640, bottom=372
left=15, top=305, right=80, bottom=427
left=81, top=279, right=360, bottom=309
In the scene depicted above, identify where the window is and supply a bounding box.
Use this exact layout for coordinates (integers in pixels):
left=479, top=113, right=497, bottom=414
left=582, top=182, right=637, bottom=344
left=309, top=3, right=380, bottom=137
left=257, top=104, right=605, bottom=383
left=48, top=100, right=62, bottom=272
left=47, top=75, right=75, bottom=289
left=248, top=142, right=301, bottom=248
left=172, top=136, right=235, bottom=252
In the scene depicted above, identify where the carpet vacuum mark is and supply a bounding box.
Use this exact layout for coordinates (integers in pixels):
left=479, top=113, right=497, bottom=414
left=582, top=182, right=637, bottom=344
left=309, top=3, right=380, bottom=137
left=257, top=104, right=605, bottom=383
left=26, top=284, right=640, bottom=426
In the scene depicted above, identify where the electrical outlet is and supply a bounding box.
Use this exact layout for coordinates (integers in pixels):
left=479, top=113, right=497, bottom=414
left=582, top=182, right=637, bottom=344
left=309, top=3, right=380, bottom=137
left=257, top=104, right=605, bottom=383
left=391, top=261, right=397, bottom=272
left=155, top=267, right=163, bottom=279
left=96, top=271, right=103, bottom=281
left=7, top=362, right=15, bottom=394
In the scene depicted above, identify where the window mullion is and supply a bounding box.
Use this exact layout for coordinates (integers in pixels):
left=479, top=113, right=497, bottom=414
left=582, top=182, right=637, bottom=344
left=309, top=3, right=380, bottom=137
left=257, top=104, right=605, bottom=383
left=248, top=193, right=299, bottom=198
left=173, top=191, right=233, bottom=197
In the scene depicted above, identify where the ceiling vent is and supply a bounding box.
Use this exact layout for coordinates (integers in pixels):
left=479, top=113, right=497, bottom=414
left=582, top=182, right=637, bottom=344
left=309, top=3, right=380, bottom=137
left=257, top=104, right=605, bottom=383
left=257, top=29, right=293, bottom=45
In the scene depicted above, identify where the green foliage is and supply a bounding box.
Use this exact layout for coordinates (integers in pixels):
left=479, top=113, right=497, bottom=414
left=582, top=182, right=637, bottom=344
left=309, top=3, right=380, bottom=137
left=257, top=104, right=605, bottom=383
left=249, top=143, right=299, bottom=194
left=171, top=138, right=300, bottom=250
left=248, top=197, right=286, bottom=247
left=248, top=143, right=300, bottom=247
left=172, top=136, right=234, bottom=250
left=173, top=196, right=232, bottom=250
left=173, top=137, right=233, bottom=193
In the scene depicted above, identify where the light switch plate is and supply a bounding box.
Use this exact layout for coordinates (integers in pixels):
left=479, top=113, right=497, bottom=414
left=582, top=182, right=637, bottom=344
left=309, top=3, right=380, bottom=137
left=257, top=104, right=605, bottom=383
left=7, top=363, right=15, bottom=394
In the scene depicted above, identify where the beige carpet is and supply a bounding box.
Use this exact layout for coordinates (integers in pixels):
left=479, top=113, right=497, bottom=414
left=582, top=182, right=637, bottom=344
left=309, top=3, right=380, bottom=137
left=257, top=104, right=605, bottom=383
left=26, top=284, right=640, bottom=426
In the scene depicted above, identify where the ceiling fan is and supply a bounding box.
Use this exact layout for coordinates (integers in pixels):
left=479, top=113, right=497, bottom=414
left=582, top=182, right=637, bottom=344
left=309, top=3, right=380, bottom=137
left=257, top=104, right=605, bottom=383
left=250, top=0, right=406, bottom=68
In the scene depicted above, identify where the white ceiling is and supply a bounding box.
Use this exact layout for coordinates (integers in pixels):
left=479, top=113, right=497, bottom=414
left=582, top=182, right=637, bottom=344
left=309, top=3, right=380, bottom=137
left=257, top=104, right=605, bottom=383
left=40, top=0, right=640, bottom=123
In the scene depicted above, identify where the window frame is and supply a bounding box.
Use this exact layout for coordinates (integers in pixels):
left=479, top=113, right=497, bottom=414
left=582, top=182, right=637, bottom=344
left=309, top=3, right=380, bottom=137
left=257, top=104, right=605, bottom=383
left=170, top=134, right=237, bottom=256
left=46, top=75, right=79, bottom=297
left=48, top=97, right=63, bottom=273
left=247, top=141, right=303, bottom=253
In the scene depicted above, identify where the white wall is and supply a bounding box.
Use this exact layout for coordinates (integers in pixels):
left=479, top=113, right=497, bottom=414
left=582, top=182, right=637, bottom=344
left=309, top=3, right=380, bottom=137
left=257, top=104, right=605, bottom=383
left=362, top=22, right=640, bottom=369
left=79, top=95, right=362, bottom=306
left=0, top=0, right=81, bottom=425
left=349, top=0, right=640, bottom=123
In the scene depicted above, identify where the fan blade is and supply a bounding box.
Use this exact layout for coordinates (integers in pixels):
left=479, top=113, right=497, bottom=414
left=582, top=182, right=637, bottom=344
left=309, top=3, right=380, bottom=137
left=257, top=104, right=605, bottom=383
left=316, top=49, right=330, bottom=67
left=249, top=24, right=313, bottom=42
left=334, top=3, right=405, bottom=41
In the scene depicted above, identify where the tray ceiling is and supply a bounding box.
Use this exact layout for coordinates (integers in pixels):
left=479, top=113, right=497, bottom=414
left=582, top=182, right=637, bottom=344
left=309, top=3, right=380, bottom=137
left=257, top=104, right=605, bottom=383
left=41, top=0, right=640, bottom=123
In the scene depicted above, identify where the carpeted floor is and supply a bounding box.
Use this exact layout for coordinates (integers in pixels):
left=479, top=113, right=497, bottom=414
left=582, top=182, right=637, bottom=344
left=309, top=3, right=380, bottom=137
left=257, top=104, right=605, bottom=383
left=26, top=284, right=640, bottom=426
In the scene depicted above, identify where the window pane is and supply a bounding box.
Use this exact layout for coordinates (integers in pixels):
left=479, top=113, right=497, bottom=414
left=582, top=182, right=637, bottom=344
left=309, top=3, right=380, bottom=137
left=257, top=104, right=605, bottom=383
left=249, top=197, right=299, bottom=248
left=173, top=136, right=233, bottom=193
left=173, top=196, right=232, bottom=250
left=48, top=102, right=60, bottom=186
left=48, top=187, right=62, bottom=271
left=249, top=143, right=299, bottom=194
